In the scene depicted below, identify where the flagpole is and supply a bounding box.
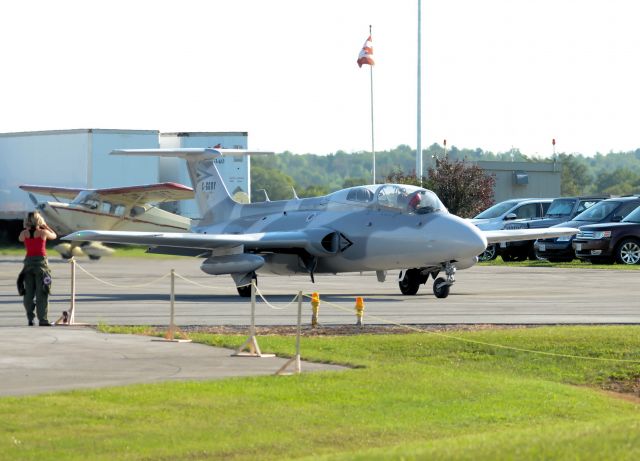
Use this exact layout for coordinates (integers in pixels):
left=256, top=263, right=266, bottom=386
left=369, top=24, right=376, bottom=184
left=416, top=0, right=422, bottom=185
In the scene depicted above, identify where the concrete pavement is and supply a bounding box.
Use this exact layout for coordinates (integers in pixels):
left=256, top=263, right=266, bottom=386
left=0, top=326, right=344, bottom=397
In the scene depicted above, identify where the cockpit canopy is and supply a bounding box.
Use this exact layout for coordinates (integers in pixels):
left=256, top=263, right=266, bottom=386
left=334, top=184, right=446, bottom=214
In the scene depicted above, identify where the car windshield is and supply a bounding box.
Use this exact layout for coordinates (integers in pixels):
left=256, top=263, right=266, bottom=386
left=622, top=205, right=640, bottom=223
left=474, top=200, right=520, bottom=219
left=545, top=199, right=574, bottom=217
left=573, top=200, right=621, bottom=222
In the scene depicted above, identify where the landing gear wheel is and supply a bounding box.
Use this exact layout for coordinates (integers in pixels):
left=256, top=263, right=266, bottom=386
left=88, top=255, right=101, bottom=261
left=399, top=269, right=421, bottom=295
left=616, top=239, right=640, bottom=265
left=433, top=277, right=450, bottom=298
left=236, top=276, right=257, bottom=297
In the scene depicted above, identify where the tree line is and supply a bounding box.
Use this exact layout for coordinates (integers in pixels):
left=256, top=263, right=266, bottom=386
left=251, top=143, right=640, bottom=204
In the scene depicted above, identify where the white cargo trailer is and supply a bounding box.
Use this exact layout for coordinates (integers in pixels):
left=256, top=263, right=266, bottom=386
left=0, top=129, right=253, bottom=241
left=0, top=129, right=160, bottom=220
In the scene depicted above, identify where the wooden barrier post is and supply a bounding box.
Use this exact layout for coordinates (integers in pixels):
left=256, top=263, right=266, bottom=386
left=55, top=258, right=78, bottom=325
left=233, top=280, right=273, bottom=357
left=276, top=291, right=303, bottom=375
left=153, top=269, right=191, bottom=342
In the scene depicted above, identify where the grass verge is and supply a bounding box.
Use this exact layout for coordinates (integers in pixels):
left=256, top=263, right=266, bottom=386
left=480, top=258, right=640, bottom=270
left=1, top=325, right=640, bottom=460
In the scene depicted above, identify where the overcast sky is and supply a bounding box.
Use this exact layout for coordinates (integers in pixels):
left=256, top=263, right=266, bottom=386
left=2, top=0, right=639, bottom=157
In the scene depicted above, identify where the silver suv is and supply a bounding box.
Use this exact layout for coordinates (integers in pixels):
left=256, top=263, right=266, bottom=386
left=470, top=198, right=553, bottom=260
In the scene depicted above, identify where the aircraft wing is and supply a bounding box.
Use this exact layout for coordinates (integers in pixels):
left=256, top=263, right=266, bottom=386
left=20, top=182, right=194, bottom=206
left=88, top=183, right=194, bottom=206
left=482, top=227, right=578, bottom=245
left=19, top=185, right=84, bottom=200
left=62, top=228, right=349, bottom=257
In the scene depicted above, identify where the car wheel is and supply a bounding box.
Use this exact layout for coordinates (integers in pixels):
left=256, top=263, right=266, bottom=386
left=616, top=238, right=640, bottom=265
left=399, top=269, right=421, bottom=295
left=478, top=244, right=497, bottom=261
left=501, top=253, right=513, bottom=262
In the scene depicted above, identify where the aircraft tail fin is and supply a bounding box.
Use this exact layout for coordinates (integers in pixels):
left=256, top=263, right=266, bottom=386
left=111, top=148, right=270, bottom=226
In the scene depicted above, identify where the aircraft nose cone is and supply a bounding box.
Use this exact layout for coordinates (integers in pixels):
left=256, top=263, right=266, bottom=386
left=462, top=221, right=489, bottom=258
left=430, top=214, right=488, bottom=260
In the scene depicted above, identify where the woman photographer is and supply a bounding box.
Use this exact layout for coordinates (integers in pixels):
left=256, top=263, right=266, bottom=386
left=18, top=211, right=57, bottom=326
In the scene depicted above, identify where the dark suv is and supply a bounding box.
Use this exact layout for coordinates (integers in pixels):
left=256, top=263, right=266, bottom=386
left=534, top=196, right=640, bottom=262
left=500, top=196, right=605, bottom=261
left=572, top=203, right=640, bottom=264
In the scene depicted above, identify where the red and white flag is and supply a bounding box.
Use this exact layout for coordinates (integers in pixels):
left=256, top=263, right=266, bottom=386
left=357, top=35, right=375, bottom=68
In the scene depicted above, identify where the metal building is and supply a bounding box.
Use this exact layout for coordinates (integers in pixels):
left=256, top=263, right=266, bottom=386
left=475, top=160, right=561, bottom=203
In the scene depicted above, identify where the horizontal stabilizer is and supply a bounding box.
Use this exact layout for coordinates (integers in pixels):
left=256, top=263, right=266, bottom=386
left=483, top=227, right=578, bottom=244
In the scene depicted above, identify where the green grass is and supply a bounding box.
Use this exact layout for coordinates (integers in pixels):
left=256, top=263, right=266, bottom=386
left=0, top=243, right=187, bottom=259
left=1, top=326, right=640, bottom=460
left=480, top=258, right=640, bottom=270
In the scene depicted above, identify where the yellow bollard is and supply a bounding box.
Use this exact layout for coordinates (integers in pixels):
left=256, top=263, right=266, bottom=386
left=355, top=296, right=365, bottom=327
left=310, top=292, right=320, bottom=328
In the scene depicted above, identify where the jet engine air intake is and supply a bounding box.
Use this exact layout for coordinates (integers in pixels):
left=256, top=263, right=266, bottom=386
left=318, top=231, right=353, bottom=254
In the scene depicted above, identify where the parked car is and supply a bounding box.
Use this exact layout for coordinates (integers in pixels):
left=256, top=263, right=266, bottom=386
left=535, top=196, right=640, bottom=262
left=471, top=198, right=552, bottom=261
left=572, top=203, right=640, bottom=264
left=498, top=196, right=605, bottom=261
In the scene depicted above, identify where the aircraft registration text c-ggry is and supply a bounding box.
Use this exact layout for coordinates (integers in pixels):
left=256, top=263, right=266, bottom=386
left=201, top=181, right=217, bottom=191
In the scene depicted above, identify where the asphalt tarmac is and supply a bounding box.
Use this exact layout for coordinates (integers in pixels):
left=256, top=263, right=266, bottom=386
left=1, top=255, right=638, bottom=327
left=1, top=255, right=638, bottom=396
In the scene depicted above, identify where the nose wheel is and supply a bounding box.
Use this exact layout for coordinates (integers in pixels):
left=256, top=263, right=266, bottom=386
left=433, top=262, right=456, bottom=298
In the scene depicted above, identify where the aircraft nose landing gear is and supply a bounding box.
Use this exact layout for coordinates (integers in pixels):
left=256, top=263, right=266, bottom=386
left=433, top=262, right=456, bottom=298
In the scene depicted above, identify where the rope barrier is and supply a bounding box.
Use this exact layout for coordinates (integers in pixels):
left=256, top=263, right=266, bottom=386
left=299, top=293, right=640, bottom=364
left=74, top=262, right=171, bottom=288
left=254, top=285, right=300, bottom=310
left=172, top=272, right=236, bottom=293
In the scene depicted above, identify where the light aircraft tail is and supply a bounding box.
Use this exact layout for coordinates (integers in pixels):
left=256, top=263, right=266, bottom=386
left=111, top=148, right=270, bottom=226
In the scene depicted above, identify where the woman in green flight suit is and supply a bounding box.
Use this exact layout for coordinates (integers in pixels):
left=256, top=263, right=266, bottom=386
left=18, top=211, right=57, bottom=326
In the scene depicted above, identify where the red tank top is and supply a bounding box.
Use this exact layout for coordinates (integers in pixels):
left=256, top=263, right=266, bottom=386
left=24, top=237, right=47, bottom=257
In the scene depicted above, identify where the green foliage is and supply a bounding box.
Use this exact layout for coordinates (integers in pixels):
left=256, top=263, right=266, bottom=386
left=426, top=156, right=496, bottom=217
left=251, top=144, right=640, bottom=201
left=250, top=165, right=296, bottom=201
left=597, top=168, right=640, bottom=195
left=557, top=153, right=593, bottom=196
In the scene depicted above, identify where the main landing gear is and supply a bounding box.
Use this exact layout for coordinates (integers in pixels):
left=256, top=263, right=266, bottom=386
left=236, top=273, right=257, bottom=297
left=398, top=262, right=456, bottom=298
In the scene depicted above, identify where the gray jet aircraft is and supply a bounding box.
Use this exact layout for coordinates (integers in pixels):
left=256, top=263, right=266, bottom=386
left=63, top=148, right=578, bottom=298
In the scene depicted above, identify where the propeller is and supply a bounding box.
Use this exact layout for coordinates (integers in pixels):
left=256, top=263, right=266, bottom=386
left=28, top=193, right=38, bottom=206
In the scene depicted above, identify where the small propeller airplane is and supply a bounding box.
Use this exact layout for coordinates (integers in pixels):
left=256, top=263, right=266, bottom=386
left=21, top=182, right=193, bottom=259
left=63, top=148, right=578, bottom=297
